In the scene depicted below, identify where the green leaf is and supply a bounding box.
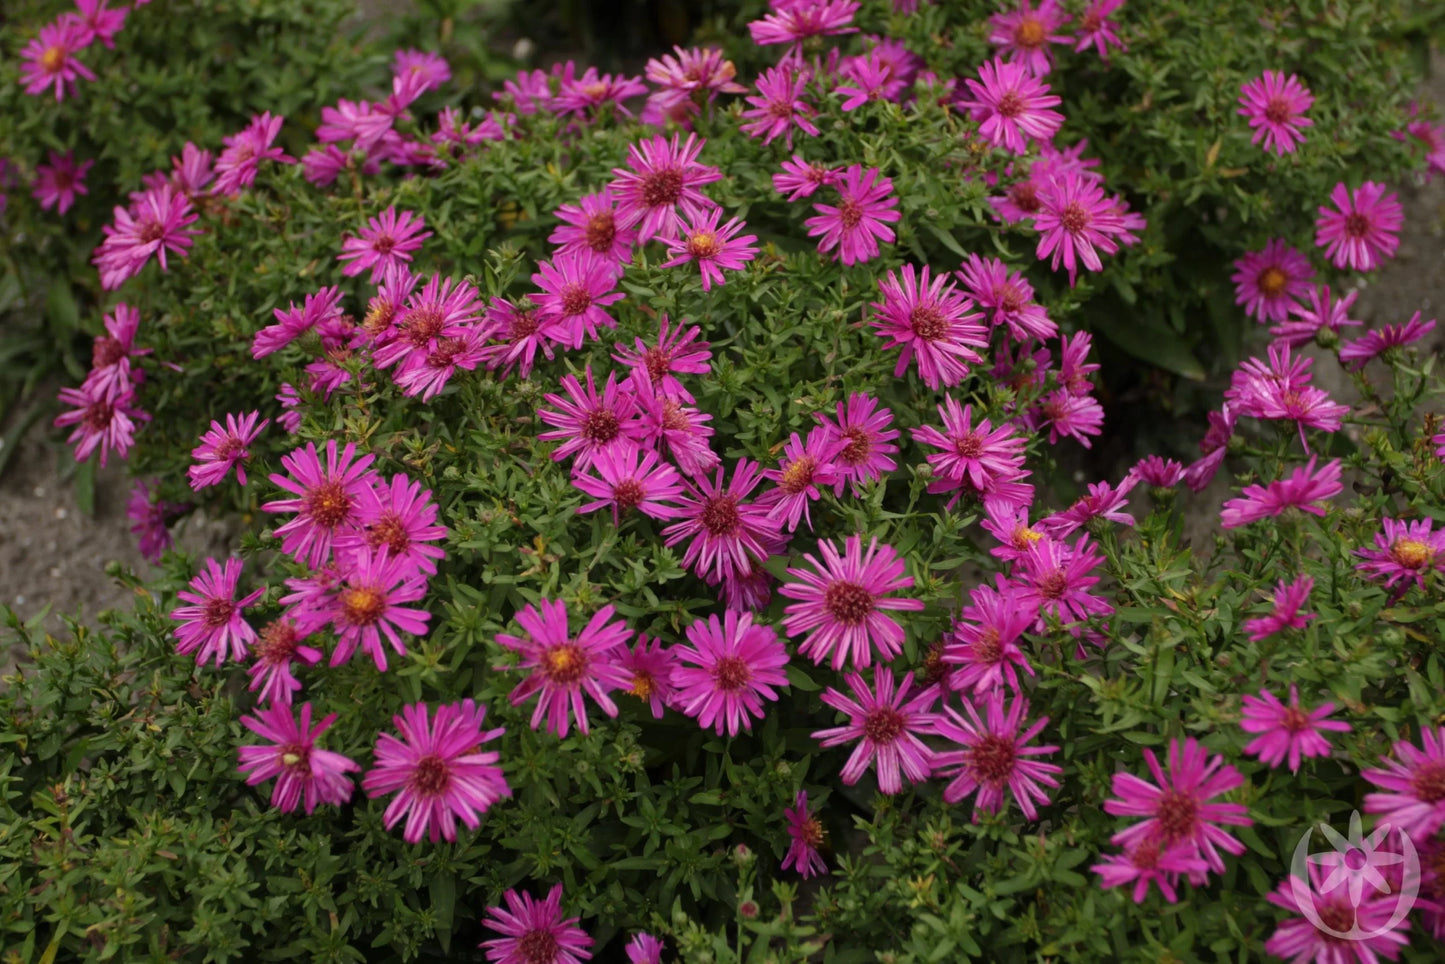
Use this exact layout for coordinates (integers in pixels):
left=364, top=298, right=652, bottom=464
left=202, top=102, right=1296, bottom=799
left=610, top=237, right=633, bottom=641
left=1098, top=314, right=1206, bottom=381
left=429, top=874, right=455, bottom=954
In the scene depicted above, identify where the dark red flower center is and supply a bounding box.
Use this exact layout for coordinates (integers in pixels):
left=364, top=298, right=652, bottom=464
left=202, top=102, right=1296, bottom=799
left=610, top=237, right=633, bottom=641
left=1037, top=569, right=1068, bottom=600
left=968, top=734, right=1018, bottom=785
left=995, top=90, right=1024, bottom=119
left=516, top=927, right=561, bottom=964
left=839, top=429, right=871, bottom=465
left=372, top=234, right=397, bottom=254
left=585, top=212, right=616, bottom=252
left=1080, top=10, right=1103, bottom=32
left=661, top=400, right=691, bottom=432
left=824, top=581, right=874, bottom=626
left=1343, top=213, right=1371, bottom=239
left=779, top=456, right=817, bottom=495
left=1155, top=790, right=1199, bottom=843
left=542, top=643, right=588, bottom=685
left=92, top=336, right=127, bottom=368
left=1060, top=201, right=1092, bottom=235
left=999, top=285, right=1026, bottom=314
left=910, top=304, right=950, bottom=341
left=972, top=626, right=1003, bottom=663
left=1009, top=182, right=1040, bottom=214
left=256, top=620, right=301, bottom=665
left=954, top=432, right=984, bottom=460
left=404, top=306, right=446, bottom=345
left=612, top=478, right=645, bottom=512
left=641, top=346, right=673, bottom=387
left=713, top=655, right=752, bottom=691
left=305, top=480, right=354, bottom=528
left=1263, top=96, right=1295, bottom=125
left=340, top=586, right=387, bottom=626
left=582, top=408, right=620, bottom=444
left=139, top=219, right=167, bottom=244
left=1128, top=838, right=1164, bottom=871
left=1257, top=266, right=1289, bottom=297
left=837, top=199, right=865, bottom=229
left=213, top=436, right=247, bottom=462
left=366, top=514, right=412, bottom=555
left=922, top=640, right=949, bottom=685
left=202, top=595, right=236, bottom=629
left=1014, top=17, right=1047, bottom=49
left=640, top=168, right=685, bottom=208
left=509, top=307, right=541, bottom=339
left=410, top=754, right=451, bottom=796
left=1281, top=706, right=1312, bottom=733
left=82, top=398, right=116, bottom=433
left=1316, top=898, right=1357, bottom=936
left=768, top=99, right=796, bottom=121
left=1412, top=762, right=1445, bottom=804
left=699, top=495, right=740, bottom=535
left=863, top=706, right=906, bottom=745
left=559, top=283, right=593, bottom=317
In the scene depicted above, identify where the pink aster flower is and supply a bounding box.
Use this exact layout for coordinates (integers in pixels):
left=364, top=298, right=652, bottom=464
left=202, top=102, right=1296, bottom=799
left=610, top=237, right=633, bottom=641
left=944, top=576, right=1036, bottom=694
left=782, top=791, right=828, bottom=879
left=549, top=189, right=637, bottom=267
left=92, top=184, right=200, bottom=290
left=1398, top=115, right=1445, bottom=180
left=1227, top=343, right=1348, bottom=449
left=913, top=397, right=1028, bottom=501
left=238, top=702, right=358, bottom=814
left=757, top=427, right=841, bottom=533
left=661, top=208, right=758, bottom=291
left=480, top=297, right=560, bottom=380
left=834, top=48, right=901, bottom=111
left=1315, top=181, right=1403, bottom=272
left=618, top=634, right=675, bottom=719
left=246, top=617, right=323, bottom=706
left=83, top=302, right=150, bottom=401
left=748, top=0, right=860, bottom=47
left=1338, top=311, right=1436, bottom=371
left=316, top=98, right=394, bottom=152
left=958, top=58, right=1065, bottom=154
left=554, top=67, right=647, bottom=120
left=393, top=48, right=451, bottom=91
left=307, top=546, right=430, bottom=671
left=773, top=154, right=839, bottom=201
left=780, top=535, right=924, bottom=671
left=645, top=45, right=746, bottom=114
left=957, top=253, right=1056, bottom=340
left=337, top=207, right=432, bottom=282
left=170, top=556, right=266, bottom=666
left=126, top=479, right=180, bottom=563
left=1014, top=534, right=1113, bottom=625
left=1237, top=71, right=1314, bottom=157
left=1035, top=388, right=1105, bottom=449
left=869, top=264, right=987, bottom=389
left=1039, top=476, right=1138, bottom=538
left=188, top=411, right=268, bottom=490
left=572, top=444, right=685, bottom=525
left=1073, top=0, right=1126, bottom=59
left=32, top=150, right=93, bottom=215
left=1105, top=738, right=1252, bottom=879
left=1231, top=240, right=1315, bottom=324
left=814, top=668, right=940, bottom=794
left=670, top=610, right=789, bottom=737
left=211, top=112, right=293, bottom=196
left=1093, top=838, right=1211, bottom=905
left=537, top=368, right=643, bottom=472
left=1218, top=457, right=1342, bottom=529
left=933, top=692, right=1061, bottom=820
left=53, top=383, right=147, bottom=467
left=662, top=459, right=777, bottom=584
left=1264, top=860, right=1411, bottom=964
left=74, top=1, right=128, bottom=48
left=1034, top=171, right=1139, bottom=286
left=496, top=599, right=633, bottom=738
left=532, top=250, right=626, bottom=349
left=333, top=473, right=448, bottom=575
left=1128, top=455, right=1186, bottom=489
left=1271, top=284, right=1363, bottom=347
left=1363, top=726, right=1445, bottom=843
left=372, top=274, right=484, bottom=370
left=262, top=439, right=378, bottom=568
left=364, top=699, right=511, bottom=844
left=480, top=884, right=592, bottom=964
left=633, top=383, right=719, bottom=478
left=1240, top=685, right=1349, bottom=773
left=805, top=164, right=901, bottom=266
left=1355, top=517, right=1445, bottom=592
left=19, top=18, right=94, bottom=101
left=252, top=284, right=346, bottom=359
left=612, top=316, right=711, bottom=401
left=988, top=0, right=1071, bottom=77
left=609, top=133, right=722, bottom=243
left=741, top=65, right=820, bottom=147
left=1243, top=575, right=1316, bottom=641
left=813, top=393, right=899, bottom=495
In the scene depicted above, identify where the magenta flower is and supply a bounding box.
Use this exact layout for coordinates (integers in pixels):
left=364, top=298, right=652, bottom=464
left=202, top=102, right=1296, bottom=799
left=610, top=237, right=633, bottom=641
left=481, top=297, right=561, bottom=380
left=1338, top=311, right=1436, bottom=371
left=238, top=702, right=358, bottom=814
left=32, top=150, right=93, bottom=215
left=1237, top=71, right=1315, bottom=156
left=1034, top=172, right=1139, bottom=286
left=748, top=0, right=860, bottom=47
left=774, top=154, right=839, bottom=201
left=247, top=617, right=322, bottom=706
left=869, top=264, right=987, bottom=389
left=814, top=669, right=941, bottom=794
left=338, top=207, right=432, bottom=282
left=662, top=459, right=777, bottom=584
left=1040, top=477, right=1137, bottom=538
left=53, top=383, right=147, bottom=467
left=311, top=547, right=430, bottom=671
left=958, top=58, right=1065, bottom=154
left=1015, top=535, right=1113, bottom=625
left=779, top=535, right=924, bottom=671
left=549, top=189, right=637, bottom=266
left=480, top=884, right=593, bottom=964
left=188, top=411, right=268, bottom=490
left=19, top=18, right=94, bottom=101
left=618, top=635, right=675, bottom=718
left=1231, top=240, right=1314, bottom=324
left=572, top=444, right=686, bottom=525
left=633, top=385, right=719, bottom=479
left=1240, top=685, right=1349, bottom=773
left=988, top=0, right=1070, bottom=76
left=782, top=791, right=828, bottom=879
left=611, top=315, right=711, bottom=401
left=170, top=557, right=266, bottom=666
left=393, top=48, right=451, bottom=91
left=1128, top=455, right=1186, bottom=488
left=1271, top=284, right=1363, bottom=347
left=757, top=427, right=841, bottom=533
left=75, top=1, right=127, bottom=48
left=92, top=185, right=201, bottom=290
left=1243, top=576, right=1316, bottom=641
left=1364, top=726, right=1445, bottom=843
left=253, top=285, right=346, bottom=359
left=814, top=393, right=900, bottom=495
left=805, top=164, right=901, bottom=266
left=537, top=368, right=643, bottom=472
left=1355, top=517, right=1445, bottom=591
left=262, top=440, right=378, bottom=568
left=1219, top=457, right=1342, bottom=529
left=554, top=67, right=647, bottom=119
left=84, top=302, right=150, bottom=400
left=496, top=599, right=633, bottom=738
left=670, top=610, right=789, bottom=736
left=126, top=479, right=180, bottom=563
left=1073, top=0, right=1126, bottom=59
left=1265, top=860, right=1411, bottom=963
left=1227, top=343, right=1348, bottom=448
left=834, top=49, right=901, bottom=111
left=532, top=250, right=626, bottom=349
left=933, top=692, right=1061, bottom=820
left=1104, top=738, right=1252, bottom=879
left=1093, top=838, right=1210, bottom=905
left=644, top=45, right=746, bottom=112
left=364, top=699, right=510, bottom=843
left=957, top=253, right=1056, bottom=340
left=661, top=209, right=758, bottom=291
left=335, top=473, right=448, bottom=575
left=1315, top=181, right=1404, bottom=271
left=609, top=133, right=722, bottom=242
left=913, top=397, right=1028, bottom=501
left=944, top=576, right=1036, bottom=694
left=741, top=65, right=819, bottom=147
left=212, top=112, right=293, bottom=195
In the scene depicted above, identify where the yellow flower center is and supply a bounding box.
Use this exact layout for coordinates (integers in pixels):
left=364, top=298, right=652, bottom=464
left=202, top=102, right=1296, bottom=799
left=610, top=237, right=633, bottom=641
left=1392, top=538, right=1435, bottom=570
